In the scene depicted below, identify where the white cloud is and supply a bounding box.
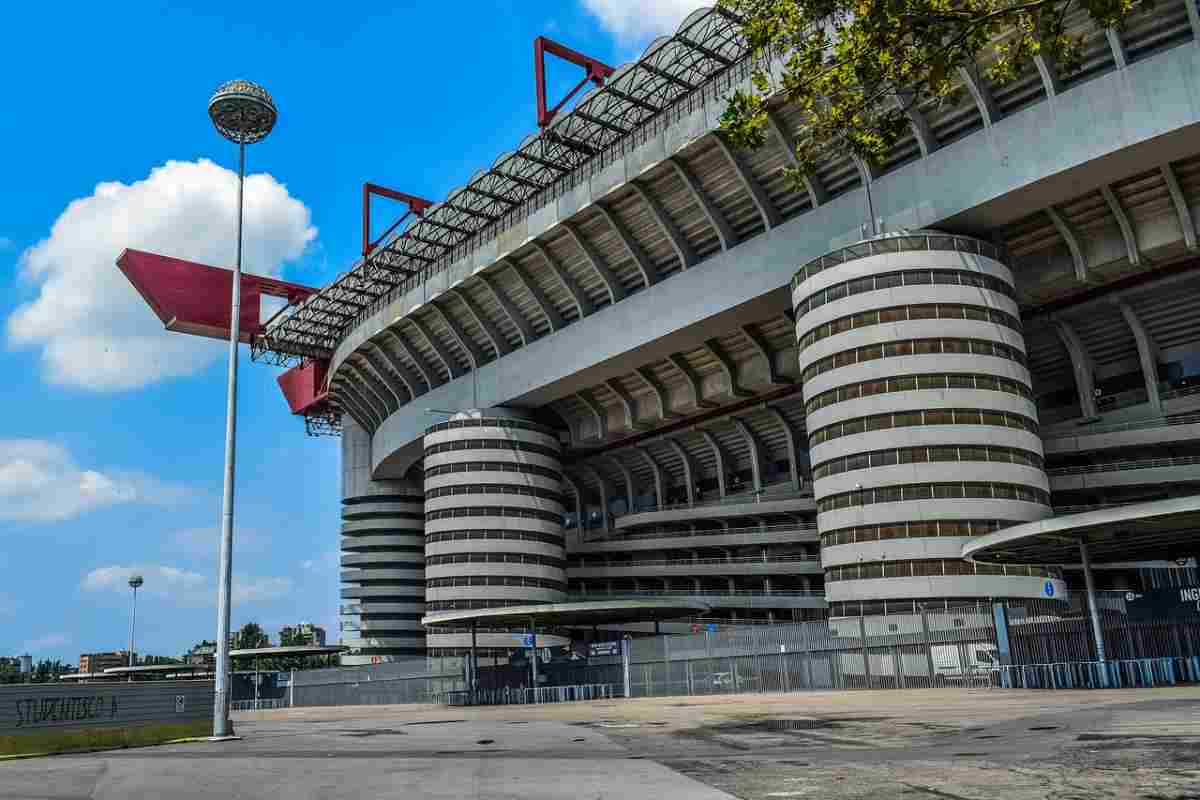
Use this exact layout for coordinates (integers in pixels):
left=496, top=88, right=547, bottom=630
left=0, top=439, right=195, bottom=523
left=580, top=0, right=707, bottom=45
left=22, top=633, right=70, bottom=653
left=81, top=564, right=293, bottom=608
left=167, top=525, right=268, bottom=559
left=7, top=158, right=317, bottom=391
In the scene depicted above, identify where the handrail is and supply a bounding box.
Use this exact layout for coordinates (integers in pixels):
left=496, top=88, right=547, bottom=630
left=570, top=554, right=820, bottom=569
left=567, top=589, right=826, bottom=598
left=580, top=522, right=819, bottom=544
left=1043, top=412, right=1200, bottom=440
left=613, top=488, right=815, bottom=518
left=1048, top=454, right=1200, bottom=476
left=793, top=234, right=1007, bottom=289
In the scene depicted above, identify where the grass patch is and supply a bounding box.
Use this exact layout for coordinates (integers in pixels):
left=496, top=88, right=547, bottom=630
left=0, top=720, right=211, bottom=757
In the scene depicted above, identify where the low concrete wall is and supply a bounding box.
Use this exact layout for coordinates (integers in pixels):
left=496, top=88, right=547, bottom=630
left=0, top=680, right=213, bottom=757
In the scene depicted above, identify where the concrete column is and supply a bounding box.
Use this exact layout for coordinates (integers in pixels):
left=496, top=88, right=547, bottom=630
left=1055, top=319, right=1098, bottom=418
left=727, top=577, right=736, bottom=594
left=1080, top=540, right=1109, bottom=676
left=763, top=577, right=773, bottom=595
left=1117, top=301, right=1162, bottom=413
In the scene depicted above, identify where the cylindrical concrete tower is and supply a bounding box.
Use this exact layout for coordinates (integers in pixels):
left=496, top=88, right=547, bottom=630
left=793, top=233, right=1054, bottom=615
left=422, top=410, right=568, bottom=656
left=339, top=418, right=427, bottom=665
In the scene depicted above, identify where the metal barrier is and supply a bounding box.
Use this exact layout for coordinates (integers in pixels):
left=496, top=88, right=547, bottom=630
left=231, top=698, right=288, bottom=711
left=435, top=684, right=618, bottom=706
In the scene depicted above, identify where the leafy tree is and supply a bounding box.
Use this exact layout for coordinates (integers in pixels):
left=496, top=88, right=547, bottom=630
left=234, top=622, right=269, bottom=650
left=719, top=0, right=1141, bottom=180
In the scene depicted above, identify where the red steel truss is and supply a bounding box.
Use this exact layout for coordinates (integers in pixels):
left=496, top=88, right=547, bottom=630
left=253, top=6, right=746, bottom=366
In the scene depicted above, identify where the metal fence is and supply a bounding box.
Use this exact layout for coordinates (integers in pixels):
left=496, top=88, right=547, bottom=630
left=435, top=684, right=619, bottom=706
left=286, top=659, right=463, bottom=707
left=564, top=591, right=1200, bottom=697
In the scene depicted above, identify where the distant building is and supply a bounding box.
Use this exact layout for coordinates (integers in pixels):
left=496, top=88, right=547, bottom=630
left=186, top=642, right=216, bottom=666
left=19, top=654, right=32, bottom=674
left=280, top=623, right=326, bottom=647
left=79, top=651, right=134, bottom=674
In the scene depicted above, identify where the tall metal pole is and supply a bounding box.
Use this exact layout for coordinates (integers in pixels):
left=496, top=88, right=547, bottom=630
left=213, top=141, right=246, bottom=738
left=128, top=584, right=139, bottom=667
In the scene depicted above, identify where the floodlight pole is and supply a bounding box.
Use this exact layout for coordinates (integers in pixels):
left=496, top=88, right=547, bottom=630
left=207, top=78, right=276, bottom=739
left=213, top=140, right=246, bottom=737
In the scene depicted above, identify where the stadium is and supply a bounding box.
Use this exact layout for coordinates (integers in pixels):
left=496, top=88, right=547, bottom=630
left=121, top=4, right=1200, bottom=676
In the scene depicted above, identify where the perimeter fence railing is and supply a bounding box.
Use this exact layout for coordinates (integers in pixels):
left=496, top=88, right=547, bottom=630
left=284, top=658, right=464, bottom=707
left=562, top=591, right=1200, bottom=698
left=239, top=591, right=1200, bottom=710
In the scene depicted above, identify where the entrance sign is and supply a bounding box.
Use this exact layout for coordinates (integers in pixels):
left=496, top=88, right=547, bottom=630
left=1125, top=587, right=1200, bottom=622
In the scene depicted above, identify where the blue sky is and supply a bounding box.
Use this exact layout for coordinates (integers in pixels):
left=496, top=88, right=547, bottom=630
left=0, top=0, right=706, bottom=663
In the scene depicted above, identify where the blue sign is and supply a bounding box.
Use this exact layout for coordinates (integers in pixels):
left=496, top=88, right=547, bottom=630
left=1043, top=580, right=1056, bottom=598
left=517, top=634, right=535, bottom=647
left=707, top=623, right=718, bottom=633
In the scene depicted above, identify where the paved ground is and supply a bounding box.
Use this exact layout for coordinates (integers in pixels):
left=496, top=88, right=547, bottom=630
left=3, top=688, right=1200, bottom=799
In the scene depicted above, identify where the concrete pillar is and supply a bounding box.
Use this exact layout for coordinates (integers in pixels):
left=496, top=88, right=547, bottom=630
left=1117, top=301, right=1162, bottom=413
left=1055, top=319, right=1098, bottom=418
left=1080, top=540, right=1109, bottom=682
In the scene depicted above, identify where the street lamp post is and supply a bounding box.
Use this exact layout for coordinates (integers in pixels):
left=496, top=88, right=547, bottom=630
left=127, top=574, right=143, bottom=680
left=207, top=79, right=278, bottom=738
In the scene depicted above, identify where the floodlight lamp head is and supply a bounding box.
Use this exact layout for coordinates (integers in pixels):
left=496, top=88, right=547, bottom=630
left=208, top=79, right=277, bottom=145
left=128, top=574, right=144, bottom=589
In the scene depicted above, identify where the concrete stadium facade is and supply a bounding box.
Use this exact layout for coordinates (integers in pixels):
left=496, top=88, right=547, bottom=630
left=305, top=4, right=1200, bottom=659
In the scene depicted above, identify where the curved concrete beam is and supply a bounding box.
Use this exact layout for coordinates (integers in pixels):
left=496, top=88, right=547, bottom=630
left=764, top=405, right=802, bottom=491
left=478, top=273, right=534, bottom=347
left=450, top=287, right=511, bottom=357
left=634, top=446, right=665, bottom=507
left=732, top=418, right=764, bottom=492
left=342, top=363, right=393, bottom=422
left=1046, top=206, right=1089, bottom=282
left=605, top=378, right=645, bottom=432
left=765, top=109, right=827, bottom=208
left=703, top=338, right=752, bottom=397
left=581, top=464, right=613, bottom=518
left=1034, top=53, right=1062, bottom=97
left=669, top=353, right=718, bottom=410
left=331, top=382, right=376, bottom=431
left=1054, top=318, right=1098, bottom=419
left=1161, top=162, right=1198, bottom=251
left=668, top=156, right=734, bottom=249
left=506, top=259, right=564, bottom=332
left=1100, top=185, right=1141, bottom=266
left=595, top=204, right=658, bottom=288
left=1106, top=28, right=1128, bottom=69
left=360, top=348, right=410, bottom=406
left=699, top=429, right=728, bottom=497
left=407, top=316, right=462, bottom=380
left=893, top=89, right=939, bottom=157
left=1117, top=300, right=1163, bottom=412
left=531, top=241, right=593, bottom=319
left=635, top=366, right=678, bottom=421
left=429, top=301, right=483, bottom=369
left=575, top=389, right=607, bottom=441
left=607, top=455, right=636, bottom=512
left=383, top=329, right=436, bottom=392
left=740, top=323, right=790, bottom=386
left=560, top=223, right=626, bottom=304
left=366, top=341, right=421, bottom=402
left=711, top=134, right=781, bottom=229
left=957, top=65, right=1000, bottom=128
left=631, top=182, right=696, bottom=269
left=666, top=438, right=696, bottom=504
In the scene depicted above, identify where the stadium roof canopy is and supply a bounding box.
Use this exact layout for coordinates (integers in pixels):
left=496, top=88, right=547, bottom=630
left=963, top=495, right=1200, bottom=565
left=256, top=6, right=748, bottom=363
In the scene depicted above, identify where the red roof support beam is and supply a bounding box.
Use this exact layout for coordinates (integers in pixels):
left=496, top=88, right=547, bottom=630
left=362, top=183, right=435, bottom=258
left=116, top=249, right=316, bottom=344
left=534, top=36, right=615, bottom=128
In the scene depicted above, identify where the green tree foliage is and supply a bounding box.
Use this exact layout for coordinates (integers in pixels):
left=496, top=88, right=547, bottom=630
left=234, top=622, right=269, bottom=650
left=719, top=0, right=1140, bottom=181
